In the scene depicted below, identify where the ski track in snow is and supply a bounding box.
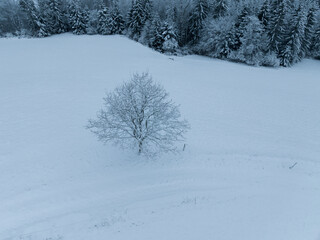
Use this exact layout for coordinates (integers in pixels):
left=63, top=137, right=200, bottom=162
left=0, top=34, right=320, bottom=240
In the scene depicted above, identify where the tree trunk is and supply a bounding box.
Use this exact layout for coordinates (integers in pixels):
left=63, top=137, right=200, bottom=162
left=138, top=141, right=143, bottom=155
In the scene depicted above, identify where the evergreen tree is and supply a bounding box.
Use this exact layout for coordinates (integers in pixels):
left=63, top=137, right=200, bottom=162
left=19, top=0, right=38, bottom=33
left=188, top=0, right=209, bottom=43
left=127, top=0, right=146, bottom=38
left=312, top=24, right=320, bottom=58
left=19, top=0, right=48, bottom=37
left=143, top=0, right=153, bottom=23
left=165, top=3, right=178, bottom=27
left=149, top=14, right=163, bottom=50
left=97, top=4, right=110, bottom=35
left=38, top=0, right=52, bottom=33
left=127, top=0, right=134, bottom=28
left=198, top=16, right=234, bottom=59
left=279, top=44, right=292, bottom=67
left=266, top=0, right=290, bottom=53
left=213, top=0, right=228, bottom=18
left=37, top=17, right=50, bottom=37
left=86, top=8, right=99, bottom=34
left=69, top=0, right=87, bottom=35
left=139, top=18, right=151, bottom=44
left=303, top=7, right=316, bottom=57
left=161, top=21, right=178, bottom=53
left=108, top=0, right=125, bottom=34
left=220, top=26, right=236, bottom=58
left=232, top=6, right=249, bottom=51
left=82, top=7, right=90, bottom=32
left=279, top=6, right=307, bottom=66
left=236, top=16, right=264, bottom=65
left=258, top=0, right=270, bottom=28
left=173, top=0, right=191, bottom=46
left=47, top=0, right=66, bottom=34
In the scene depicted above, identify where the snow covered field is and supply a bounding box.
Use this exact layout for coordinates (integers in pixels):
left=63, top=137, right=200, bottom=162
left=1, top=34, right=320, bottom=240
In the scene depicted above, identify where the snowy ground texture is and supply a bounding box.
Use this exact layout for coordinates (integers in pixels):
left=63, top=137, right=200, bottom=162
left=1, top=34, right=320, bottom=240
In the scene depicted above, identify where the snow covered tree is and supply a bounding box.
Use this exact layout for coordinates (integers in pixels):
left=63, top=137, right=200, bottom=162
left=172, top=0, right=192, bottom=46
left=46, top=0, right=66, bottom=34
left=69, top=0, right=87, bottom=35
left=148, top=14, right=163, bottom=50
left=236, top=16, right=264, bottom=65
left=140, top=12, right=172, bottom=50
left=86, top=8, right=99, bottom=34
left=139, top=13, right=157, bottom=46
left=19, top=0, right=37, bottom=31
left=198, top=16, right=234, bottom=58
left=87, top=72, right=189, bottom=156
left=127, top=0, right=146, bottom=38
left=108, top=0, right=125, bottom=34
left=38, top=0, right=58, bottom=34
left=258, top=0, right=270, bottom=28
left=312, top=24, right=320, bottom=58
left=82, top=7, right=89, bottom=32
left=97, top=4, right=110, bottom=35
left=161, top=21, right=179, bottom=53
left=302, top=7, right=317, bottom=57
left=37, top=18, right=50, bottom=37
left=221, top=26, right=237, bottom=57
left=279, top=6, right=307, bottom=66
left=143, top=0, right=153, bottom=23
left=165, top=3, right=178, bottom=28
left=19, top=0, right=48, bottom=37
left=213, top=0, right=228, bottom=18
left=266, top=0, right=290, bottom=53
left=188, top=0, right=209, bottom=43
left=232, top=6, right=249, bottom=51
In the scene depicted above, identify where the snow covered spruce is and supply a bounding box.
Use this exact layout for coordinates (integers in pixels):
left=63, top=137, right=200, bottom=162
left=87, top=72, right=189, bottom=156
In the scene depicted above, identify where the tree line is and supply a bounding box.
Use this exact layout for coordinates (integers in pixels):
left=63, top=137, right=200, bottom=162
left=1, top=0, right=320, bottom=67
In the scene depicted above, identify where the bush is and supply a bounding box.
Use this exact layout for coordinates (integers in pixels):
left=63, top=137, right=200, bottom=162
left=87, top=72, right=189, bottom=156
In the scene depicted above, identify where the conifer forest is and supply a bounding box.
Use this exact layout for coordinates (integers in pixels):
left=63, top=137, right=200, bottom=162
left=1, top=0, right=320, bottom=67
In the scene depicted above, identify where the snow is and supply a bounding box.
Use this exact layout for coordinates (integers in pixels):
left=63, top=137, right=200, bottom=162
left=0, top=34, right=320, bottom=240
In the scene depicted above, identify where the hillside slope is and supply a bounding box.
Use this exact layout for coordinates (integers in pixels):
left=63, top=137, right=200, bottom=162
left=1, top=34, right=320, bottom=240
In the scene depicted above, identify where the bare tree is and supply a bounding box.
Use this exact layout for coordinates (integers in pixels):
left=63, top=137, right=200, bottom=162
left=87, top=72, right=189, bottom=156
